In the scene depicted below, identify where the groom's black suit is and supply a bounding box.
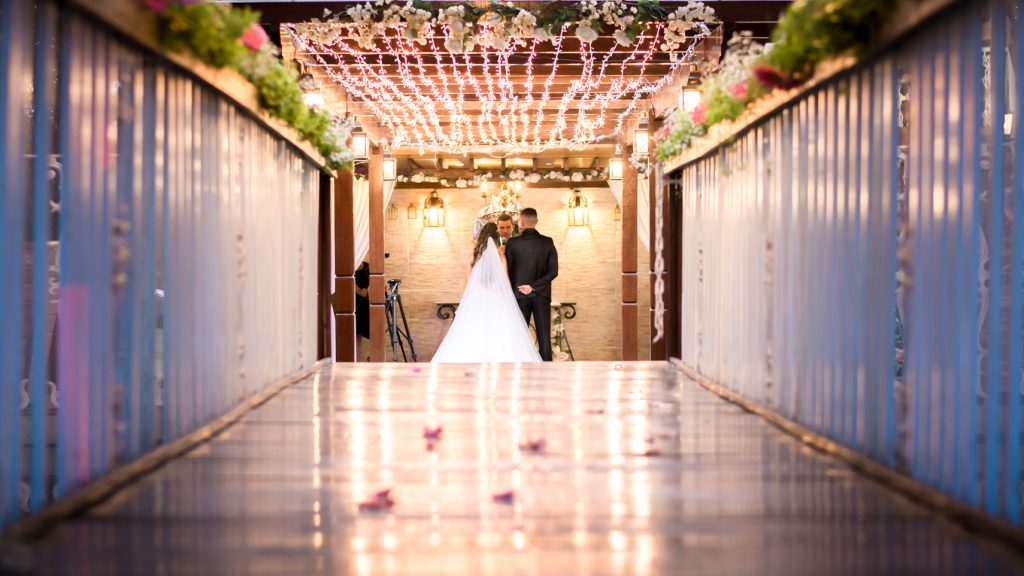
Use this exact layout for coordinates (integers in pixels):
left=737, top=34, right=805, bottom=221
left=505, top=228, right=558, bottom=361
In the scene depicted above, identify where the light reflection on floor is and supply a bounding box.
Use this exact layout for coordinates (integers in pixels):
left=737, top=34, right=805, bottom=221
left=25, top=362, right=1024, bottom=575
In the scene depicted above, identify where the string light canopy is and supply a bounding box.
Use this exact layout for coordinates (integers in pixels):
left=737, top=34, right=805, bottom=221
left=286, top=1, right=716, bottom=155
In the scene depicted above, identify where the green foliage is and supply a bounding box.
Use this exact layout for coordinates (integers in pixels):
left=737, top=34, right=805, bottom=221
left=158, top=3, right=255, bottom=68
left=655, top=0, right=897, bottom=161
left=703, top=87, right=746, bottom=126
left=761, top=0, right=896, bottom=83
left=654, top=112, right=706, bottom=162
left=151, top=1, right=351, bottom=171
left=243, top=57, right=306, bottom=125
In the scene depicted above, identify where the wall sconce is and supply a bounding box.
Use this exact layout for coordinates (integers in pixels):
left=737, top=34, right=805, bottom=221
left=423, top=191, right=446, bottom=227
left=614, top=203, right=622, bottom=221
left=298, top=72, right=324, bottom=108
left=302, top=92, right=325, bottom=108
left=407, top=202, right=418, bottom=220
left=567, top=189, right=589, bottom=227
left=609, top=158, right=623, bottom=180
left=351, top=132, right=368, bottom=159
left=681, top=88, right=702, bottom=112
left=387, top=202, right=398, bottom=221
left=633, top=126, right=649, bottom=155
left=383, top=157, right=397, bottom=181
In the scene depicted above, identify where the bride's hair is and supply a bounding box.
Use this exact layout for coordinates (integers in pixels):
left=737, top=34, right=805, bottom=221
left=472, top=222, right=499, bottom=266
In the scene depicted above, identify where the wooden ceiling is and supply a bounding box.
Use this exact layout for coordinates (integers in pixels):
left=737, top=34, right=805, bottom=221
left=243, top=1, right=792, bottom=157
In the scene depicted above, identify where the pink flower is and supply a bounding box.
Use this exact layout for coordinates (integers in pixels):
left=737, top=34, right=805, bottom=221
left=144, top=0, right=171, bottom=12
left=241, top=22, right=269, bottom=52
left=730, top=80, right=748, bottom=101
left=691, top=103, right=707, bottom=126
left=753, top=65, right=799, bottom=91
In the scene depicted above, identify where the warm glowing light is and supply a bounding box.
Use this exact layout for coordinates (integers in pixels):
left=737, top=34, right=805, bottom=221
left=567, top=190, right=590, bottom=227
left=633, top=128, right=650, bottom=154
left=681, top=88, right=702, bottom=112
left=382, top=157, right=397, bottom=181
left=302, top=92, right=325, bottom=108
left=287, top=19, right=714, bottom=154
left=609, top=158, right=624, bottom=180
left=423, top=191, right=446, bottom=227
left=505, top=157, right=534, bottom=168
left=473, top=157, right=503, bottom=169
left=351, top=133, right=368, bottom=158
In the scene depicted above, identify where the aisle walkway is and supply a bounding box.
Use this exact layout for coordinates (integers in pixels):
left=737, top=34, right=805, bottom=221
left=25, top=362, right=1024, bottom=575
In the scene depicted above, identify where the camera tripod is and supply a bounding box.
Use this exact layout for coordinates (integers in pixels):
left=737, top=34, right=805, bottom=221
left=385, top=279, right=417, bottom=362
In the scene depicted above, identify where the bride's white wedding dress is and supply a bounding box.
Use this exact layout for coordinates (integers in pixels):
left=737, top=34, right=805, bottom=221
left=432, top=238, right=543, bottom=363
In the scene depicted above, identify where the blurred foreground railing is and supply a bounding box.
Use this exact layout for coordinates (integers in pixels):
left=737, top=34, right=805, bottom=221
left=668, top=0, right=1023, bottom=526
left=0, top=1, right=328, bottom=527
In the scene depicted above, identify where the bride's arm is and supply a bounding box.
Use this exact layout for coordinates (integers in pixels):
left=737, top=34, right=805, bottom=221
left=498, top=245, right=508, bottom=274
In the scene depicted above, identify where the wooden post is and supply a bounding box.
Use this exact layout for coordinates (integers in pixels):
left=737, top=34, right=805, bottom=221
left=333, top=171, right=356, bottom=361
left=368, top=145, right=387, bottom=361
left=621, top=143, right=638, bottom=361
left=649, top=111, right=667, bottom=361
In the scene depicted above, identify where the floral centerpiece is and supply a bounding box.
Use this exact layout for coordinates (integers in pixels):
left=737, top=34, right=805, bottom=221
left=297, top=0, right=715, bottom=56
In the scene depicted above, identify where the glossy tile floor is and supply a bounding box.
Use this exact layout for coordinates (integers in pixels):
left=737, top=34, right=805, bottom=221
left=23, top=362, right=1024, bottom=575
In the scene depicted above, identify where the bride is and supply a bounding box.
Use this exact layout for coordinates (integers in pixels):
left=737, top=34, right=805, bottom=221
left=432, top=222, right=542, bottom=363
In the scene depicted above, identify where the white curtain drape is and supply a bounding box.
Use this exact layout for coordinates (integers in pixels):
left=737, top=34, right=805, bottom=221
left=606, top=177, right=650, bottom=250
left=352, top=179, right=397, bottom=270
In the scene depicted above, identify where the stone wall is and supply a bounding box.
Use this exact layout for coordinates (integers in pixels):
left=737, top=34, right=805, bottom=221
left=383, top=185, right=650, bottom=361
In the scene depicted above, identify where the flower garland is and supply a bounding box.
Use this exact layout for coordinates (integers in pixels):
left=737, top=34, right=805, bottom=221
left=396, top=167, right=609, bottom=187
left=144, top=0, right=353, bottom=170
left=297, top=0, right=714, bottom=55
left=654, top=0, right=895, bottom=163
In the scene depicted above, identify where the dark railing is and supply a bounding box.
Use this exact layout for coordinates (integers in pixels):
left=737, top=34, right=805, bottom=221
left=0, top=1, right=328, bottom=527
left=668, top=0, right=1023, bottom=526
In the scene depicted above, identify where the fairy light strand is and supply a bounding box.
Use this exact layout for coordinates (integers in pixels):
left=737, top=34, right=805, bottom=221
left=286, top=5, right=713, bottom=154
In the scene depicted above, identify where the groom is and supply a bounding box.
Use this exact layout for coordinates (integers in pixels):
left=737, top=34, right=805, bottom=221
left=505, top=208, right=558, bottom=361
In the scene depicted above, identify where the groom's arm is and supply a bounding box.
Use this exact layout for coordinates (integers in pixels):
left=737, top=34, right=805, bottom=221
left=531, top=243, right=559, bottom=292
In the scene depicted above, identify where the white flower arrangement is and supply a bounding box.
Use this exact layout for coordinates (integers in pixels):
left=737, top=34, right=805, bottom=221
left=298, top=1, right=715, bottom=56
left=396, top=167, right=609, bottom=184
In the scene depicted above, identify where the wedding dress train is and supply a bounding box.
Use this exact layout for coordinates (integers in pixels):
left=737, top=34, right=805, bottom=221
left=431, top=239, right=543, bottom=363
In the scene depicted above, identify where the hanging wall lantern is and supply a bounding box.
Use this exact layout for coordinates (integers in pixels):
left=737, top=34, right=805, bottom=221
left=387, top=202, right=398, bottom=221
left=609, top=158, right=623, bottom=180
left=633, top=127, right=649, bottom=154
left=567, top=189, right=589, bottom=227
left=423, top=191, right=446, bottom=227
left=407, top=202, right=417, bottom=220
left=383, top=157, right=397, bottom=181
left=681, top=88, right=702, bottom=112
left=351, top=132, right=369, bottom=159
